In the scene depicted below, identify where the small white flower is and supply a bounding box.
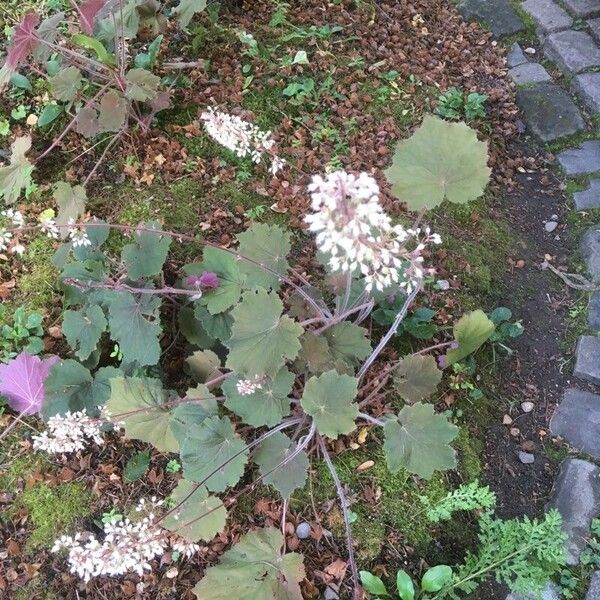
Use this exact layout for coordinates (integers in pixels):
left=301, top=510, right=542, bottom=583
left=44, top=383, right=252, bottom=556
left=270, top=156, right=287, bottom=175
left=33, top=410, right=106, bottom=454
left=41, top=216, right=60, bottom=239
left=236, top=376, right=263, bottom=396
left=67, top=218, right=92, bottom=248
left=9, top=242, right=25, bottom=255
left=0, top=229, right=13, bottom=251
left=1, top=208, right=25, bottom=227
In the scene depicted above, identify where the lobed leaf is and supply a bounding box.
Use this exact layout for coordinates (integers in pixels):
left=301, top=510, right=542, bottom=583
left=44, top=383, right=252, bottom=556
left=63, top=305, right=107, bottom=361
left=174, top=0, right=207, bottom=29
left=32, top=13, right=64, bottom=63
left=121, top=222, right=171, bottom=280
left=49, top=66, right=82, bottom=102
left=54, top=181, right=87, bottom=232
left=0, top=136, right=34, bottom=205
left=125, top=68, right=160, bottom=102
left=384, top=115, right=490, bottom=211
left=185, top=349, right=221, bottom=383
left=98, top=90, right=128, bottom=133
left=300, top=370, right=358, bottom=439
left=74, top=106, right=100, bottom=139
left=394, top=354, right=442, bottom=403
left=383, top=403, right=458, bottom=479
left=325, top=322, right=371, bottom=368
left=225, top=289, right=303, bottom=378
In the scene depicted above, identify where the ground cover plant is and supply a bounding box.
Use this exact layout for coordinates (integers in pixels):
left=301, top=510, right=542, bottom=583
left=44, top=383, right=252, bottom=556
left=0, top=1, right=568, bottom=599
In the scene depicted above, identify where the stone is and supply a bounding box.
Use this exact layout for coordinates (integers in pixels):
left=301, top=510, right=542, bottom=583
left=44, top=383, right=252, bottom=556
left=590, top=18, right=600, bottom=43
left=521, top=401, right=534, bottom=412
left=574, top=335, right=600, bottom=384
left=574, top=179, right=600, bottom=210
left=296, top=522, right=311, bottom=539
left=582, top=226, right=600, bottom=282
left=547, top=459, right=600, bottom=565
left=545, top=220, right=558, bottom=232
left=506, top=583, right=561, bottom=600
left=522, top=0, right=574, bottom=34
left=558, top=141, right=600, bottom=175
left=589, top=291, right=600, bottom=331
left=507, top=42, right=528, bottom=67
left=518, top=451, right=535, bottom=464
left=550, top=389, right=600, bottom=458
left=587, top=572, right=600, bottom=600
left=516, top=83, right=585, bottom=141
left=458, top=0, right=525, bottom=37
left=510, top=62, right=552, bottom=85
left=545, top=30, right=600, bottom=75
left=564, top=0, right=600, bottom=17
left=573, top=72, right=600, bottom=113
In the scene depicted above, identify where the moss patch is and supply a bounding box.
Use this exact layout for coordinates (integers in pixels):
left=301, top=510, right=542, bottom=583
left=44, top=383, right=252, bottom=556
left=20, top=482, right=93, bottom=552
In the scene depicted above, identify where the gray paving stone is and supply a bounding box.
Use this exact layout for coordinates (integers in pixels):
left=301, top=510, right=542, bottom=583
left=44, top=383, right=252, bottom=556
left=506, top=583, right=561, bottom=600
left=458, top=0, right=525, bottom=37
left=575, top=179, right=600, bottom=210
left=522, top=0, right=574, bottom=33
left=550, top=390, right=600, bottom=458
left=590, top=18, right=600, bottom=43
left=507, top=42, right=528, bottom=67
left=589, top=291, right=600, bottom=331
left=515, top=82, right=585, bottom=141
left=582, top=225, right=600, bottom=281
left=545, top=30, right=600, bottom=74
left=573, top=72, right=600, bottom=113
left=558, top=141, right=600, bottom=175
left=547, top=458, right=600, bottom=564
left=575, top=335, right=600, bottom=384
left=510, top=62, right=552, bottom=84
left=587, top=572, right=600, bottom=600
left=564, top=0, right=600, bottom=18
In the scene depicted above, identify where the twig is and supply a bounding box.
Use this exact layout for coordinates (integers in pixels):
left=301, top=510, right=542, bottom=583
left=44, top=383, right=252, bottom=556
left=358, top=412, right=384, bottom=427
left=162, top=61, right=207, bottom=70
left=544, top=260, right=600, bottom=291
left=319, top=436, right=360, bottom=600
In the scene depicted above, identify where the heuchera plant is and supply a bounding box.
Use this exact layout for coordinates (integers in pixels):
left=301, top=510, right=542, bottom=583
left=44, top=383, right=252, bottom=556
left=0, top=115, right=498, bottom=598
left=0, top=0, right=208, bottom=202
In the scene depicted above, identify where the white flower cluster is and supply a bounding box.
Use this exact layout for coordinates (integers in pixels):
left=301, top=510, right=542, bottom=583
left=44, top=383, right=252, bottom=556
left=32, top=410, right=106, bottom=454
left=0, top=229, right=13, bottom=251
left=53, top=498, right=199, bottom=581
left=0, top=209, right=26, bottom=254
left=40, top=216, right=60, bottom=239
left=304, top=171, right=442, bottom=292
left=2, top=208, right=25, bottom=227
left=201, top=107, right=286, bottom=174
left=236, top=376, right=263, bottom=396
left=67, top=218, right=92, bottom=248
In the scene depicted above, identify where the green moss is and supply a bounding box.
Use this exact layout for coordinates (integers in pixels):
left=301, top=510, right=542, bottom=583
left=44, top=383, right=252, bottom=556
left=20, top=482, right=93, bottom=552
left=14, top=582, right=58, bottom=600
left=0, top=454, right=50, bottom=493
left=455, top=429, right=483, bottom=481
left=13, top=236, right=56, bottom=312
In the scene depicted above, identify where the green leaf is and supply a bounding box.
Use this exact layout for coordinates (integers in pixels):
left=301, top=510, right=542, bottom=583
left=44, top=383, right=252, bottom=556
left=0, top=136, right=34, bottom=205
left=54, top=181, right=87, bottom=230
left=107, top=292, right=161, bottom=366
left=178, top=306, right=214, bottom=348
left=125, top=68, right=160, bottom=102
left=42, top=359, right=92, bottom=419
left=225, top=289, right=303, bottom=378
left=174, top=0, right=207, bottom=29
left=170, top=384, right=219, bottom=445
left=297, top=332, right=336, bottom=375
left=191, top=247, right=245, bottom=314
left=421, top=565, right=452, bottom=592
left=49, top=66, right=82, bottom=102
left=74, top=106, right=100, bottom=138
left=384, top=115, right=490, bottom=211
left=254, top=431, right=309, bottom=498
left=98, top=90, right=128, bottom=133
left=236, top=223, right=291, bottom=290
left=194, top=304, right=233, bottom=341
left=33, top=13, right=64, bottom=62
left=359, top=571, right=389, bottom=596
left=325, top=322, right=371, bottom=368
left=121, top=222, right=171, bottom=280
left=63, top=305, right=107, bottom=361
left=38, top=104, right=64, bottom=127
left=180, top=415, right=248, bottom=492
left=185, top=349, right=221, bottom=383
left=445, top=310, right=495, bottom=366
left=396, top=570, right=415, bottom=600
left=134, top=34, right=163, bottom=69
left=383, top=403, right=458, bottom=480
left=163, top=479, right=227, bottom=542
left=193, top=528, right=305, bottom=600
left=71, top=34, right=116, bottom=65
left=301, top=370, right=358, bottom=439
left=107, top=377, right=178, bottom=452
left=10, top=73, right=32, bottom=91
left=124, top=449, right=150, bottom=481
left=393, top=355, right=442, bottom=403
left=223, top=368, right=294, bottom=427
left=489, top=307, right=512, bottom=324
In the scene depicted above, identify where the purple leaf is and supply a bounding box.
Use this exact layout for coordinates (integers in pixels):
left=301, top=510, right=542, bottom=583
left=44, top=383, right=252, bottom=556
left=0, top=352, right=60, bottom=415
left=6, top=13, right=40, bottom=70
left=79, top=0, right=106, bottom=35
left=186, top=271, right=219, bottom=289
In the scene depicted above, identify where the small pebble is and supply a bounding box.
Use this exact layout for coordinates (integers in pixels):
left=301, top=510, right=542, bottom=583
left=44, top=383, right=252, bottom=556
left=545, top=221, right=558, bottom=233
left=519, top=451, right=535, bottom=464
left=436, top=279, right=450, bottom=291
left=551, top=214, right=558, bottom=220
left=296, top=522, right=311, bottom=539
left=324, top=585, right=340, bottom=600
left=521, top=401, right=534, bottom=413
left=524, top=47, right=536, bottom=54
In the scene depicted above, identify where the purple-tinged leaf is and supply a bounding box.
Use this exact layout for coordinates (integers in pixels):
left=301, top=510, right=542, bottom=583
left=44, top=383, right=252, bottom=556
left=80, top=0, right=107, bottom=35
left=0, top=352, right=60, bottom=415
left=74, top=106, right=100, bottom=138
left=6, top=13, right=40, bottom=70
left=186, top=272, right=219, bottom=289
